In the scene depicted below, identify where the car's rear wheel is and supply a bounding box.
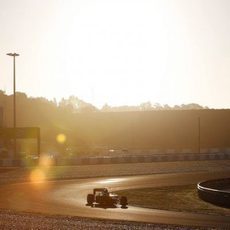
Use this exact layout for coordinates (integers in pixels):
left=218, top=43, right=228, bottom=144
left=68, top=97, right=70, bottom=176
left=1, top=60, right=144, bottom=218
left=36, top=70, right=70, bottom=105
left=87, top=194, right=94, bottom=205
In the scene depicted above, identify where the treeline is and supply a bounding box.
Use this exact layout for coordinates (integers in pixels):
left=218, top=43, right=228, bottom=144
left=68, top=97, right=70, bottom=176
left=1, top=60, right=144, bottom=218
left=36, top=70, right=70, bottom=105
left=0, top=90, right=215, bottom=155
left=101, top=102, right=209, bottom=112
left=59, top=96, right=209, bottom=112
left=0, top=90, right=208, bottom=116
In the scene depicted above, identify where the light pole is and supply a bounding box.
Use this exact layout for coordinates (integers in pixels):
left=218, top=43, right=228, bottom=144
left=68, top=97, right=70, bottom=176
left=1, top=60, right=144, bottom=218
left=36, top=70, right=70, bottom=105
left=7, top=53, right=19, bottom=158
left=198, top=116, right=200, bottom=154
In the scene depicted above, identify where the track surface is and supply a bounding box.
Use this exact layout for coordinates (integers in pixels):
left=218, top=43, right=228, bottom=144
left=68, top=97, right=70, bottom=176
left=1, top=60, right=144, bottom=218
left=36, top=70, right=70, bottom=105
left=0, top=171, right=229, bottom=228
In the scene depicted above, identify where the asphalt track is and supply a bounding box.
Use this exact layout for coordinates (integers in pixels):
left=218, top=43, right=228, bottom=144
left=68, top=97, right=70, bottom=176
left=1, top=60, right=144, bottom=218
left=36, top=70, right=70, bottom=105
left=0, top=171, right=229, bottom=228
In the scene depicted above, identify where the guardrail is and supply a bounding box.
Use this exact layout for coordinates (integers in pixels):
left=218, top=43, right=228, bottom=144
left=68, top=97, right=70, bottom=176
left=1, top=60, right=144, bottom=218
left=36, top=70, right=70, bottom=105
left=56, top=153, right=230, bottom=166
left=0, top=152, right=230, bottom=167
left=197, top=178, right=230, bottom=208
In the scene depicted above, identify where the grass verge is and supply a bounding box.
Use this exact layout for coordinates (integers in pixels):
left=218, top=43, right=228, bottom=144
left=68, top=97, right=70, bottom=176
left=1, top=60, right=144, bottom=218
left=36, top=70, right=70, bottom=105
left=116, top=185, right=230, bottom=216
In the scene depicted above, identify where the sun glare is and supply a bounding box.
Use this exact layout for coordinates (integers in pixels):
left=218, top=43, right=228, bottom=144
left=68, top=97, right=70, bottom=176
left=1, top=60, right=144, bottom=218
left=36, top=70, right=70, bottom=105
left=98, top=178, right=126, bottom=184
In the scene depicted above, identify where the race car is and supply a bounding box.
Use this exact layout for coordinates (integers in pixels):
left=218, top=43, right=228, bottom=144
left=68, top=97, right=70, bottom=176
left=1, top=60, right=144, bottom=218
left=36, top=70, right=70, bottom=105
left=87, top=188, right=128, bottom=208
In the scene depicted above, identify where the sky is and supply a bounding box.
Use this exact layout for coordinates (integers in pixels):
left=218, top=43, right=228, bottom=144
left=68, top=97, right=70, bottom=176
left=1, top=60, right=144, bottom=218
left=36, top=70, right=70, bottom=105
left=0, top=0, right=230, bottom=109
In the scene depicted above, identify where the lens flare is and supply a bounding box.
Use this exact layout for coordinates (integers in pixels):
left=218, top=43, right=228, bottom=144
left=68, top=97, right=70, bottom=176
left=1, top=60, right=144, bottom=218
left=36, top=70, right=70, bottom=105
left=39, top=154, right=54, bottom=167
left=56, top=133, right=67, bottom=144
left=30, top=168, right=45, bottom=183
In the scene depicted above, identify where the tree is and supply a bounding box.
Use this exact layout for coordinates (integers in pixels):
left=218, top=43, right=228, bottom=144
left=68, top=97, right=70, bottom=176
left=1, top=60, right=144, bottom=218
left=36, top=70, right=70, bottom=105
left=59, top=96, right=97, bottom=113
left=101, top=103, right=111, bottom=112
left=140, top=101, right=152, bottom=111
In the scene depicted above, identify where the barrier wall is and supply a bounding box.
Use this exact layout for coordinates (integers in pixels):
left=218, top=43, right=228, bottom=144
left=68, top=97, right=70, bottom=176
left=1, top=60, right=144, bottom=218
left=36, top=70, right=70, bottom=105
left=197, top=178, right=230, bottom=208
left=0, top=152, right=230, bottom=167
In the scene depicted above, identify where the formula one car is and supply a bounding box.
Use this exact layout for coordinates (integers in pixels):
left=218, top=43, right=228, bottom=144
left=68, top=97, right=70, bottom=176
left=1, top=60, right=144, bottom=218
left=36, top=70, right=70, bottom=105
left=87, top=188, right=128, bottom=208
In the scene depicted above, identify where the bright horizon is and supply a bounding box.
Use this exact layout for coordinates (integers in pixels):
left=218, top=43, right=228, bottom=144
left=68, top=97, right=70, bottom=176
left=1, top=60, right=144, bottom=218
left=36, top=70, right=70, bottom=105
left=0, top=0, right=230, bottom=109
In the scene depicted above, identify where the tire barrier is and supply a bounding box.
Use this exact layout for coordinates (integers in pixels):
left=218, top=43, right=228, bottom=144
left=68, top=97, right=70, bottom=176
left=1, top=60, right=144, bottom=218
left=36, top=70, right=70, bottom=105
left=0, top=152, right=230, bottom=166
left=197, top=178, right=230, bottom=208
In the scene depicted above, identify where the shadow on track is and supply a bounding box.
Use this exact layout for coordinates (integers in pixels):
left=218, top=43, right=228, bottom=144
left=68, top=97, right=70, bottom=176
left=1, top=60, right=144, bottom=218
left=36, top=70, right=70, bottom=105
left=85, top=203, right=128, bottom=209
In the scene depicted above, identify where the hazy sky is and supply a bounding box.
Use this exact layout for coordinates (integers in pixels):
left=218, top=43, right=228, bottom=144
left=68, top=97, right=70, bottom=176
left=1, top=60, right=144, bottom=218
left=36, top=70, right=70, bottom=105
left=0, top=0, right=230, bottom=108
